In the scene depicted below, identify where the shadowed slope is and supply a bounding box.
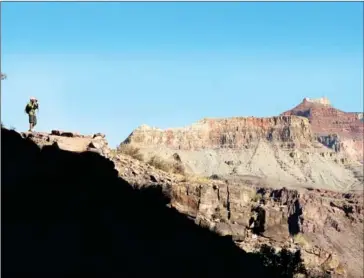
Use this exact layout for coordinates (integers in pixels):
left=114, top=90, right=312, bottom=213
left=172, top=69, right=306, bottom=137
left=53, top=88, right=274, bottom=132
left=1, top=128, right=304, bottom=278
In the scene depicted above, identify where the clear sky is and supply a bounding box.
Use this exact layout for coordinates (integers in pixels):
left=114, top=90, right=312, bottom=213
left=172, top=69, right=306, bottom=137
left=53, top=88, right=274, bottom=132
left=1, top=2, right=363, bottom=147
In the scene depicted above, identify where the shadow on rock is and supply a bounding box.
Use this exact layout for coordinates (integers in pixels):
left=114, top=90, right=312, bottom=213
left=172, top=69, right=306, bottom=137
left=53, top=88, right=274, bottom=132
left=2, top=128, right=305, bottom=278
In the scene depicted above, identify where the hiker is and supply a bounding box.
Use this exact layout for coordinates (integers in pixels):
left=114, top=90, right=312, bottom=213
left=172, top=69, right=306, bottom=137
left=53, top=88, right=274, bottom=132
left=25, top=97, right=39, bottom=132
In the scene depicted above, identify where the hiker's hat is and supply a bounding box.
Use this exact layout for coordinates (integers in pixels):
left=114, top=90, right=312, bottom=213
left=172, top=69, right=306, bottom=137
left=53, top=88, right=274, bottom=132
left=30, top=97, right=36, bottom=100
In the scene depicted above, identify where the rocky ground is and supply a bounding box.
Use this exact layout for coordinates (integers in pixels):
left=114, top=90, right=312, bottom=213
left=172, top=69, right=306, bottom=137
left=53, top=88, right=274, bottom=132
left=18, top=130, right=364, bottom=278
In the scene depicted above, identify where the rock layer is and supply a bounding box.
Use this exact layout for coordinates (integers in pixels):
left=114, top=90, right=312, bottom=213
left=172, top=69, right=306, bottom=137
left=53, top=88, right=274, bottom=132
left=125, top=116, right=313, bottom=150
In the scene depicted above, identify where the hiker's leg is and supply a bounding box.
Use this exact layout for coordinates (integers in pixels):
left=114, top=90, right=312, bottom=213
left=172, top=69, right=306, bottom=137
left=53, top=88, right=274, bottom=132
left=29, top=115, right=34, bottom=131
left=33, top=116, right=37, bottom=128
left=28, top=115, right=32, bottom=131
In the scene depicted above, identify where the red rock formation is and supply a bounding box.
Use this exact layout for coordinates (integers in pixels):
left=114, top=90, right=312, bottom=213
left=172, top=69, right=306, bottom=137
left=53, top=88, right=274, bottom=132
left=281, top=98, right=363, bottom=139
left=281, top=98, right=363, bottom=161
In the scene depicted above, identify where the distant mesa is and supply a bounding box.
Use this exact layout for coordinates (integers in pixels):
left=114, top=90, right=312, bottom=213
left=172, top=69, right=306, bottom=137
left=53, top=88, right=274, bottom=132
left=302, top=97, right=331, bottom=106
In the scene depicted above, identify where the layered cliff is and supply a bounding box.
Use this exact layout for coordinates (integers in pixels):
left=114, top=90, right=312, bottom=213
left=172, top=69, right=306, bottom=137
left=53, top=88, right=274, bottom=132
left=126, top=116, right=313, bottom=150
left=281, top=98, right=363, bottom=138
left=281, top=98, right=363, bottom=161
left=124, top=114, right=362, bottom=191
left=125, top=116, right=313, bottom=150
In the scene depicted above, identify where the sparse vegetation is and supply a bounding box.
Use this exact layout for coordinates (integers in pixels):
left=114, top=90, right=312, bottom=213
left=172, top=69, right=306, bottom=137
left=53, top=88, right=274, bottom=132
left=148, top=155, right=185, bottom=175
left=258, top=244, right=307, bottom=277
left=148, top=155, right=171, bottom=172
left=115, top=146, right=185, bottom=175
left=193, top=176, right=212, bottom=184
left=210, top=174, right=220, bottom=180
left=180, top=175, right=212, bottom=184
left=172, top=153, right=182, bottom=162
left=117, top=144, right=144, bottom=161
left=335, top=263, right=346, bottom=275
left=252, top=192, right=263, bottom=202
left=172, top=163, right=185, bottom=175
left=108, top=148, right=118, bottom=157
left=293, top=233, right=308, bottom=247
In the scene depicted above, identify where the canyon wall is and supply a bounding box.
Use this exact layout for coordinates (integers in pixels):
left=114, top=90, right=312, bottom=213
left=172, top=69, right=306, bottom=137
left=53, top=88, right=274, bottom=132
left=124, top=116, right=313, bottom=150
left=124, top=118, right=361, bottom=191
left=123, top=98, right=363, bottom=191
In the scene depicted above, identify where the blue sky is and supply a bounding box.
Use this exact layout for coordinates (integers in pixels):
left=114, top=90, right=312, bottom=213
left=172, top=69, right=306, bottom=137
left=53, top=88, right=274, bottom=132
left=1, top=2, right=363, bottom=147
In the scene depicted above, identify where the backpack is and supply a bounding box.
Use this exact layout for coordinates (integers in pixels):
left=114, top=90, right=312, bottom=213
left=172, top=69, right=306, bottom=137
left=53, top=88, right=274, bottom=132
left=25, top=103, right=31, bottom=114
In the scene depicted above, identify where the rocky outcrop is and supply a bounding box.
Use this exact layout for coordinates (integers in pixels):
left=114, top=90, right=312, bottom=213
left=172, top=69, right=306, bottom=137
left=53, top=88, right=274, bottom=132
left=21, top=130, right=111, bottom=156
left=106, top=152, right=364, bottom=278
left=281, top=98, right=363, bottom=162
left=316, top=134, right=342, bottom=152
left=303, top=97, right=331, bottom=106
left=281, top=98, right=363, bottom=134
left=169, top=182, right=364, bottom=277
left=17, top=129, right=364, bottom=278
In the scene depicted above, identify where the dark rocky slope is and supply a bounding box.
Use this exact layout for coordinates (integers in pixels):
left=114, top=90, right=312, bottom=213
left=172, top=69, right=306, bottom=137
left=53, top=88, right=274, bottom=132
left=2, top=128, right=307, bottom=278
